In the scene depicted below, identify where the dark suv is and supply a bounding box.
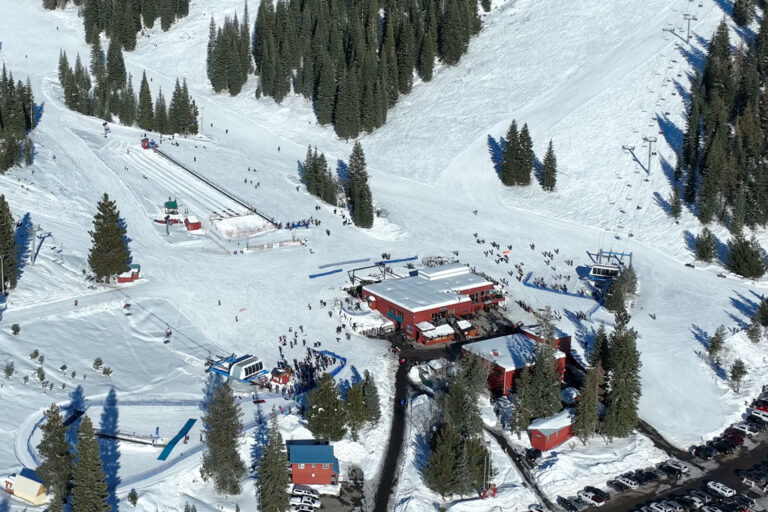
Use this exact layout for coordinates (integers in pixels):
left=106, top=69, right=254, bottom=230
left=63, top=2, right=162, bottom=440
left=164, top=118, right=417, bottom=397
left=557, top=496, right=578, bottom=512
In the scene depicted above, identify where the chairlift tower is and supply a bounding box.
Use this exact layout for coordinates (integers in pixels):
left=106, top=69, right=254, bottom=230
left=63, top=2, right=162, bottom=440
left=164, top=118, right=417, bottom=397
left=643, top=136, right=657, bottom=174
left=683, top=14, right=697, bottom=43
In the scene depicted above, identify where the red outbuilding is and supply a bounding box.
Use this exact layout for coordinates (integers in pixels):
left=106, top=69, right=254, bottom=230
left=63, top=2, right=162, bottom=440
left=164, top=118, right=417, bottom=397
left=528, top=408, right=575, bottom=451
left=287, top=440, right=339, bottom=485
left=361, top=263, right=504, bottom=344
left=184, top=216, right=202, bottom=231
left=462, top=333, right=566, bottom=396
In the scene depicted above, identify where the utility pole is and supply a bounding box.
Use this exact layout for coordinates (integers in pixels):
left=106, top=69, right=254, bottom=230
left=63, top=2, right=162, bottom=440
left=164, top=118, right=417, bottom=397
left=643, top=136, right=657, bottom=174
left=683, top=14, right=697, bottom=43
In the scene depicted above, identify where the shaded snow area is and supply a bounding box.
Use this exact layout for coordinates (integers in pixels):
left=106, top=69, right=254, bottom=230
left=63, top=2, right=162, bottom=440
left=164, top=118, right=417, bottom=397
left=393, top=394, right=540, bottom=512
left=0, top=0, right=767, bottom=509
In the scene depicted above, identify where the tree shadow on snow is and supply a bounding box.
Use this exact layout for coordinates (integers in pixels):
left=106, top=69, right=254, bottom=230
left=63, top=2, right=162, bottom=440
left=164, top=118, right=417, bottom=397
left=339, top=365, right=364, bottom=398
left=249, top=406, right=270, bottom=477
left=683, top=230, right=697, bottom=254
left=0, top=497, right=9, bottom=512
left=297, top=160, right=306, bottom=183
left=118, top=217, right=132, bottom=263
left=34, top=101, right=44, bottom=128
left=63, top=385, right=86, bottom=452
left=729, top=291, right=758, bottom=325
left=659, top=155, right=677, bottom=189
left=674, top=79, right=692, bottom=106
left=712, top=0, right=733, bottom=16
left=14, top=212, right=33, bottom=284
left=679, top=42, right=707, bottom=72
left=336, top=159, right=349, bottom=184
left=657, top=114, right=683, bottom=155
left=690, top=324, right=710, bottom=352
left=653, top=192, right=672, bottom=215
left=486, top=134, right=505, bottom=178
left=563, top=309, right=592, bottom=368
left=99, top=388, right=121, bottom=507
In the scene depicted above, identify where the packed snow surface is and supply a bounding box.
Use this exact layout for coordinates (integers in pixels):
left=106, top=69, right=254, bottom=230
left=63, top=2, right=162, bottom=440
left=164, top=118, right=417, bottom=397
left=0, top=0, right=766, bottom=509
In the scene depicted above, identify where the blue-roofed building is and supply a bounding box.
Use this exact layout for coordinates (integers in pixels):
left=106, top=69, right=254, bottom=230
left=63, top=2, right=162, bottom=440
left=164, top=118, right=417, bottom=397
left=286, top=440, right=339, bottom=485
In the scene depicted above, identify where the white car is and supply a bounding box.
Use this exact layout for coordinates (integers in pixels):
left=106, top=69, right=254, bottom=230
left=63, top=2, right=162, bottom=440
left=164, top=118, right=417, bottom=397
left=706, top=481, right=736, bottom=498
left=663, top=501, right=684, bottom=512
left=731, top=422, right=759, bottom=437
left=700, top=507, right=722, bottom=512
left=615, top=475, right=639, bottom=489
left=688, top=490, right=712, bottom=504
left=290, top=506, right=316, bottom=512
left=576, top=490, right=605, bottom=507
left=648, top=502, right=674, bottom=512
left=292, top=485, right=320, bottom=498
left=289, top=495, right=321, bottom=509
left=664, top=459, right=690, bottom=474
left=683, top=495, right=704, bottom=509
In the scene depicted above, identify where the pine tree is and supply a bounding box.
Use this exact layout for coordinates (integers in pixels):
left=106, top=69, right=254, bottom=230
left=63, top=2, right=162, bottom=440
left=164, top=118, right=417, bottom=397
left=106, top=38, right=126, bottom=91
left=573, top=362, right=602, bottom=444
left=418, top=30, right=436, bottom=82
left=257, top=414, right=290, bottom=512
left=347, top=142, right=374, bottom=228
left=730, top=359, right=747, bottom=391
left=142, top=0, right=158, bottom=29
left=0, top=195, right=17, bottom=290
left=137, top=71, right=154, bottom=130
left=201, top=382, right=246, bottom=495
left=207, top=16, right=217, bottom=81
left=345, top=382, right=366, bottom=441
left=361, top=369, right=381, bottom=424
left=670, top=186, right=682, bottom=220
left=517, top=123, right=534, bottom=185
left=334, top=69, right=361, bottom=139
left=754, top=299, right=768, bottom=327
left=695, top=227, right=717, bottom=262
left=120, top=74, right=137, bottom=126
left=500, top=120, right=519, bottom=186
left=87, top=193, right=130, bottom=283
left=589, top=324, right=609, bottom=369
left=512, top=368, right=532, bottom=436
left=541, top=140, right=557, bottom=191
left=305, top=373, right=347, bottom=441
left=728, top=235, right=766, bottom=278
left=58, top=50, right=70, bottom=85
left=601, top=326, right=641, bottom=440
left=528, top=342, right=562, bottom=419
left=733, top=0, right=755, bottom=26
left=442, top=375, right=482, bottom=437
left=315, top=53, right=336, bottom=126
left=70, top=416, right=109, bottom=512
left=36, top=404, right=72, bottom=512
left=746, top=320, right=762, bottom=343
left=423, top=422, right=459, bottom=497
left=154, top=88, right=168, bottom=133
left=708, top=324, right=726, bottom=360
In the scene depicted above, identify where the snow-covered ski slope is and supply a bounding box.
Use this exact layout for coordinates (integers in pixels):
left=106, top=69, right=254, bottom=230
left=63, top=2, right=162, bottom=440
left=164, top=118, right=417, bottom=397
left=0, top=0, right=766, bottom=507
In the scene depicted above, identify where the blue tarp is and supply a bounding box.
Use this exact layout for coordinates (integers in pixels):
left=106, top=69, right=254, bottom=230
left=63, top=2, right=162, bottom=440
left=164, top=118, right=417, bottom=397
left=157, top=418, right=196, bottom=461
left=309, top=268, right=342, bottom=279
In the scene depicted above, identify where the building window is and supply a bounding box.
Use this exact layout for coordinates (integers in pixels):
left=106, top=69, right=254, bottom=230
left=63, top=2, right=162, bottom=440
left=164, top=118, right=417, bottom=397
left=311, top=464, right=316, bottom=469
left=298, top=464, right=305, bottom=469
left=323, top=464, right=329, bottom=469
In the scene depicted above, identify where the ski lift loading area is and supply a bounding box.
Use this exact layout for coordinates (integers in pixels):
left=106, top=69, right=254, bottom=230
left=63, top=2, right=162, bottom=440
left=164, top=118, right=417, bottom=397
left=587, top=249, right=632, bottom=282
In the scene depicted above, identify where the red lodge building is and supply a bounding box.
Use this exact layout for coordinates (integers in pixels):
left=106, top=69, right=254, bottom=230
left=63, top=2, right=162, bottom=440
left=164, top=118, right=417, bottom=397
left=528, top=408, right=575, bottom=451
left=461, top=332, right=566, bottom=396
left=361, top=263, right=504, bottom=344
left=286, top=440, right=339, bottom=485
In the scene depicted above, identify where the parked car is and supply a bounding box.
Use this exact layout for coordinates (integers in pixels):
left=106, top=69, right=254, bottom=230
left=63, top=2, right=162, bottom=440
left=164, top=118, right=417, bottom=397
left=557, top=496, right=578, bottom=512
left=664, top=459, right=690, bottom=474
left=289, top=496, right=321, bottom=509
left=528, top=505, right=545, bottom=512
left=663, top=500, right=685, bottom=512
left=583, top=486, right=611, bottom=501
left=730, top=422, right=758, bottom=437
left=732, top=494, right=757, bottom=509
left=631, top=471, right=651, bottom=485
left=526, top=448, right=543, bottom=462
left=707, top=481, right=737, bottom=498
left=688, top=490, right=713, bottom=504
left=658, top=464, right=683, bottom=479
left=722, top=431, right=744, bottom=446
left=745, top=415, right=767, bottom=431
left=571, top=498, right=591, bottom=511
left=577, top=490, right=605, bottom=507
left=616, top=475, right=640, bottom=489
left=707, top=439, right=735, bottom=455
left=723, top=429, right=745, bottom=443
left=292, top=485, right=320, bottom=498
left=718, top=502, right=748, bottom=512
left=648, top=502, right=674, bottom=512
left=607, top=480, right=630, bottom=493
left=290, top=506, right=316, bottom=512
left=700, top=507, right=723, bottom=512
left=679, top=495, right=704, bottom=510
left=692, top=445, right=717, bottom=459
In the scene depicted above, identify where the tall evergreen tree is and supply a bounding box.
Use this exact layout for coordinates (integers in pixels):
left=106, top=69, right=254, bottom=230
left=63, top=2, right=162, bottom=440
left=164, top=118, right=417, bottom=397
left=527, top=342, right=562, bottom=419
left=137, top=71, right=154, bottom=130
left=727, top=235, right=766, bottom=278
left=70, top=416, right=109, bottom=512
left=361, top=369, right=381, bottom=424
left=257, top=414, right=290, bottom=512
left=0, top=195, right=17, bottom=290
left=423, top=422, right=459, bottom=497
left=305, top=373, right=347, bottom=441
left=517, top=123, right=534, bottom=185
left=334, top=69, right=361, bottom=139
left=733, top=0, right=755, bottom=26
left=500, top=120, right=519, bottom=186
left=589, top=323, right=609, bottom=369
left=573, top=362, right=602, bottom=444
left=106, top=38, right=126, bottom=91
left=347, top=142, right=374, bottom=228
left=120, top=74, right=137, bottom=126
left=201, top=382, right=246, bottom=495
left=345, top=382, right=366, bottom=440
left=87, top=193, right=130, bottom=283
left=36, top=404, right=73, bottom=512
left=541, top=140, right=557, bottom=191
left=601, top=326, right=641, bottom=440
left=154, top=88, right=168, bottom=133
